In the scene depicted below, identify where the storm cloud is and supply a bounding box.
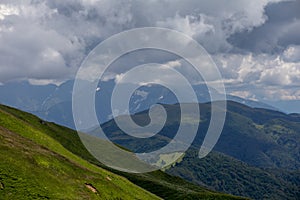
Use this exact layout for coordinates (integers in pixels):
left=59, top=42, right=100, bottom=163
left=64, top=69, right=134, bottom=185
left=0, top=0, right=299, bottom=100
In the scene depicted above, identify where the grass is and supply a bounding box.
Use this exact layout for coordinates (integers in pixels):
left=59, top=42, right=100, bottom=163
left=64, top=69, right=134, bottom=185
left=0, top=104, right=245, bottom=200
left=0, top=105, right=159, bottom=200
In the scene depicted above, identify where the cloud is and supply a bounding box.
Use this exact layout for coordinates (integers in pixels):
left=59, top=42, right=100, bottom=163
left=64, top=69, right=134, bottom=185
left=165, top=60, right=182, bottom=68
left=0, top=0, right=287, bottom=83
left=151, top=0, right=283, bottom=53
left=215, top=52, right=300, bottom=100
left=230, top=90, right=258, bottom=101
left=0, top=4, right=19, bottom=20
left=156, top=13, right=215, bottom=39
left=228, top=0, right=300, bottom=54
left=115, top=73, right=125, bottom=84
left=0, top=0, right=134, bottom=83
left=259, top=57, right=300, bottom=86
left=282, top=45, right=300, bottom=62
left=0, top=0, right=299, bottom=101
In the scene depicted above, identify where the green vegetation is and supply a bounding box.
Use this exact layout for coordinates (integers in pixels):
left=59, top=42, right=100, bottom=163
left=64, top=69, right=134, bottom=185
left=100, top=101, right=300, bottom=199
left=0, top=105, right=159, bottom=199
left=166, top=102, right=300, bottom=199
left=0, top=104, right=244, bottom=199
left=0, top=127, right=158, bottom=200
left=117, top=170, right=245, bottom=200
left=167, top=149, right=299, bottom=200
left=3, top=100, right=298, bottom=199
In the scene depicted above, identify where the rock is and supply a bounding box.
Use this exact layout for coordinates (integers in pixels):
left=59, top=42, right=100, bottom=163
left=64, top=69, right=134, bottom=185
left=85, top=183, right=97, bottom=193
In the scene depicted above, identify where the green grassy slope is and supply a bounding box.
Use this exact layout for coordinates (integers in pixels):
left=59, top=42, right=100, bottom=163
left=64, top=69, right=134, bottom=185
left=0, top=106, right=159, bottom=200
left=0, top=105, right=244, bottom=200
left=0, top=126, right=159, bottom=200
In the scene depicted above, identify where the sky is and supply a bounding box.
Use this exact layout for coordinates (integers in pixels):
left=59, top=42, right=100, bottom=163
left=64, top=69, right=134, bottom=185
left=0, top=0, right=299, bottom=101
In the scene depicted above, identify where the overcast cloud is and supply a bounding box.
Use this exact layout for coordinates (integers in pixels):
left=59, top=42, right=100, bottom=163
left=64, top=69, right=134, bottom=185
left=0, top=0, right=299, bottom=100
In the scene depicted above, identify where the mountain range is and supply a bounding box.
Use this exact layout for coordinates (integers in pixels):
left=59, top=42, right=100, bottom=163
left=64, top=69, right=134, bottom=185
left=0, top=80, right=289, bottom=130
left=97, top=101, right=300, bottom=199
left=0, top=80, right=299, bottom=199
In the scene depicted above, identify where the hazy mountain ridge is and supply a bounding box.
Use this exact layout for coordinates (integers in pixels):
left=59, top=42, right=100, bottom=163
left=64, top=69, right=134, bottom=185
left=0, top=80, right=283, bottom=129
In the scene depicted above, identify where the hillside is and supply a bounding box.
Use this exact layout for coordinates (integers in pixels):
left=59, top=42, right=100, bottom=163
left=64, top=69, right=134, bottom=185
left=0, top=104, right=244, bottom=200
left=0, top=126, right=160, bottom=199
left=100, top=101, right=300, bottom=199
left=167, top=149, right=300, bottom=199
left=0, top=105, right=159, bottom=199
left=101, top=101, right=300, bottom=169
